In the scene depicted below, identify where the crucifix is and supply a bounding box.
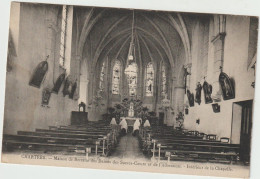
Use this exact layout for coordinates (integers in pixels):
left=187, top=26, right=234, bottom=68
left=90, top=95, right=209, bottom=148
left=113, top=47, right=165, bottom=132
left=184, top=67, right=191, bottom=94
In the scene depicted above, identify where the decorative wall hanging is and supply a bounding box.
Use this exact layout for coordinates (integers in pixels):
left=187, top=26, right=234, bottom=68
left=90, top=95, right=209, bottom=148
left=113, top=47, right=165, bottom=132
left=196, top=118, right=200, bottom=125
left=176, top=112, right=184, bottom=129
left=69, top=80, right=77, bottom=99
left=203, top=81, right=213, bottom=104
left=212, top=103, right=220, bottom=113
left=187, top=90, right=194, bottom=107
left=219, top=72, right=235, bottom=100
left=185, top=107, right=189, bottom=115
left=62, top=77, right=71, bottom=97
left=195, top=82, right=202, bottom=105
left=41, top=88, right=51, bottom=106
left=29, top=55, right=49, bottom=88
left=52, top=73, right=66, bottom=94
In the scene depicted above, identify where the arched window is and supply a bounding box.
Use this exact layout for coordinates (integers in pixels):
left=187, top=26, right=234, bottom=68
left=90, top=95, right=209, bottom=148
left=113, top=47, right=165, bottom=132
left=161, top=63, right=167, bottom=96
left=145, top=62, right=154, bottom=96
left=99, top=61, right=105, bottom=91
left=128, top=63, right=138, bottom=97
left=59, top=5, right=68, bottom=67
left=112, top=60, right=121, bottom=94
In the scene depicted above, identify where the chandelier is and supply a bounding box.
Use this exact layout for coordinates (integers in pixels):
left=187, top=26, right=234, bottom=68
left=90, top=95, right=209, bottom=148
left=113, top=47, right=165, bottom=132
left=124, top=10, right=137, bottom=79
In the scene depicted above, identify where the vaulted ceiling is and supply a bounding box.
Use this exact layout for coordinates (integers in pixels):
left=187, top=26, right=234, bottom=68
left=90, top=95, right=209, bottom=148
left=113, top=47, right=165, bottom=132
left=75, top=6, right=199, bottom=71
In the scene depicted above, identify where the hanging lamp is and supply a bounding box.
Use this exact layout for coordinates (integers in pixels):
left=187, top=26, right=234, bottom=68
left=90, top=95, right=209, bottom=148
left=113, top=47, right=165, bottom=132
left=124, top=10, right=137, bottom=79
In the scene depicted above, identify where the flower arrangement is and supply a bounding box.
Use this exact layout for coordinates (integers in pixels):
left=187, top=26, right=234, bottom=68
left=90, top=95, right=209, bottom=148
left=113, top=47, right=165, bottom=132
left=88, top=90, right=105, bottom=110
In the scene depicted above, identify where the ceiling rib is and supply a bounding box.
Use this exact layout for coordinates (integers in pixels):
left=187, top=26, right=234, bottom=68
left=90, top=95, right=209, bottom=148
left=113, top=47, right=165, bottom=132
left=92, top=15, right=129, bottom=65
left=138, top=33, right=164, bottom=64
left=78, top=9, right=105, bottom=57
left=142, top=14, right=174, bottom=66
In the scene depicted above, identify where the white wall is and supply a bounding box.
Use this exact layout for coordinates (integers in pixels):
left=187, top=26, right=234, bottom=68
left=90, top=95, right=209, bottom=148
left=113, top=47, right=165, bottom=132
left=184, top=16, right=255, bottom=141
left=3, top=3, right=78, bottom=134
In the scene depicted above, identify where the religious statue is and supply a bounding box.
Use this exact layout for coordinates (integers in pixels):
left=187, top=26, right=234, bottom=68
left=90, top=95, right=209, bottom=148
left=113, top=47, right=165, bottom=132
left=195, top=82, right=202, bottom=105
left=176, top=112, right=184, bottom=130
left=187, top=90, right=194, bottom=107
left=128, top=102, right=134, bottom=117
left=203, top=81, right=213, bottom=104
left=42, top=88, right=51, bottom=106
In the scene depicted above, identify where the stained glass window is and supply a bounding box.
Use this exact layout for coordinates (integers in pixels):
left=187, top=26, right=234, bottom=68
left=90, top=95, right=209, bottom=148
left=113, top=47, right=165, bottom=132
left=112, top=60, right=121, bottom=94
left=145, top=62, right=154, bottom=96
left=99, top=61, right=105, bottom=91
left=128, top=63, right=138, bottom=97
left=161, top=63, right=167, bottom=96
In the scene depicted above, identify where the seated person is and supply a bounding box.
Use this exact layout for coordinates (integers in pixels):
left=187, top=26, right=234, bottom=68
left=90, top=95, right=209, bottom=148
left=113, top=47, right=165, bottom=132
left=110, top=117, right=118, bottom=131
left=133, top=119, right=141, bottom=136
left=143, top=119, right=151, bottom=128
left=119, top=118, right=128, bottom=136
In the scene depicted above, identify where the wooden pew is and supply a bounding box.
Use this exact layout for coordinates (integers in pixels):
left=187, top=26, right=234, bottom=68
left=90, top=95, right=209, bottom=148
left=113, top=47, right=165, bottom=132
left=140, top=126, right=240, bottom=164
left=3, top=121, right=116, bottom=156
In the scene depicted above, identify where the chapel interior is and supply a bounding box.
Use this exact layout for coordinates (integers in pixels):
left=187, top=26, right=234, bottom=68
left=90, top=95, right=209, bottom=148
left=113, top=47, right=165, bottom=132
left=2, top=2, right=258, bottom=167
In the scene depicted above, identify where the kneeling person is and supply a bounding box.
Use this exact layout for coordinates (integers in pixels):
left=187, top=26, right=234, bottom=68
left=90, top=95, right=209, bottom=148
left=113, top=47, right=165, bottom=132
left=119, top=118, right=128, bottom=136
left=133, top=119, right=140, bottom=136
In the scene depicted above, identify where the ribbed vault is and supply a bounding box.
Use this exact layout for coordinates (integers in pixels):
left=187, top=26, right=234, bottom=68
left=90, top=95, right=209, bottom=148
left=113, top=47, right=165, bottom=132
left=75, top=7, right=193, bottom=72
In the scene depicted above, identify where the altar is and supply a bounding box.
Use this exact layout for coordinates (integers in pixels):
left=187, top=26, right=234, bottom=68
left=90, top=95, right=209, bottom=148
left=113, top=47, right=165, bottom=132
left=120, top=117, right=142, bottom=127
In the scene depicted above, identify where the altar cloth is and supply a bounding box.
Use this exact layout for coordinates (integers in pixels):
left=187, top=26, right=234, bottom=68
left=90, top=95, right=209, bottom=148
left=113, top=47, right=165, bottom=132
left=120, top=117, right=142, bottom=127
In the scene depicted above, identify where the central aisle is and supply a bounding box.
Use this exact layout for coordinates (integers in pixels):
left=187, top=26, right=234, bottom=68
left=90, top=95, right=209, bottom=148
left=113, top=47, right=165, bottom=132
left=110, top=133, right=147, bottom=159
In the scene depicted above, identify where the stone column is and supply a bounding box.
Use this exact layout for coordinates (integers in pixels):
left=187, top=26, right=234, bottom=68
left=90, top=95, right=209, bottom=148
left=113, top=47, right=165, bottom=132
left=211, top=32, right=226, bottom=101
left=166, top=78, right=176, bottom=126
left=65, top=6, right=74, bottom=74
left=45, top=6, right=58, bottom=87
left=173, top=87, right=185, bottom=127
left=184, top=63, right=192, bottom=92
left=183, top=63, right=192, bottom=107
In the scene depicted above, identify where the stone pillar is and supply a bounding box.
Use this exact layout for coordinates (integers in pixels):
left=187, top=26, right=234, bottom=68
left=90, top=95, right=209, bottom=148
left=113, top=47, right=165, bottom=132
left=173, top=87, right=185, bottom=127
left=166, top=77, right=176, bottom=126
left=184, top=63, right=192, bottom=92
left=211, top=32, right=226, bottom=101
left=65, top=6, right=74, bottom=74
left=183, top=63, right=192, bottom=107
left=45, top=6, right=58, bottom=88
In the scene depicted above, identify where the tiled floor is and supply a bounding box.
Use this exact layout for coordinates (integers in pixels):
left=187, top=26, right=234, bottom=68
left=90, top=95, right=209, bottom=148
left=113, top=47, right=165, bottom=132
left=110, top=133, right=146, bottom=159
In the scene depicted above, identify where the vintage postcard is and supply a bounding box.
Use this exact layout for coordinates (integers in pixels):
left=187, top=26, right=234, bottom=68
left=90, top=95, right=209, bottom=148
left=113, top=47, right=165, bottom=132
left=0, top=1, right=259, bottom=179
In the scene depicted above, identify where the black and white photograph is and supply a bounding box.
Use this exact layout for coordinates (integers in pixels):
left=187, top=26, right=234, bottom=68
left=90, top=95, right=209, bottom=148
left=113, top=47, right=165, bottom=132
left=0, top=1, right=259, bottom=179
